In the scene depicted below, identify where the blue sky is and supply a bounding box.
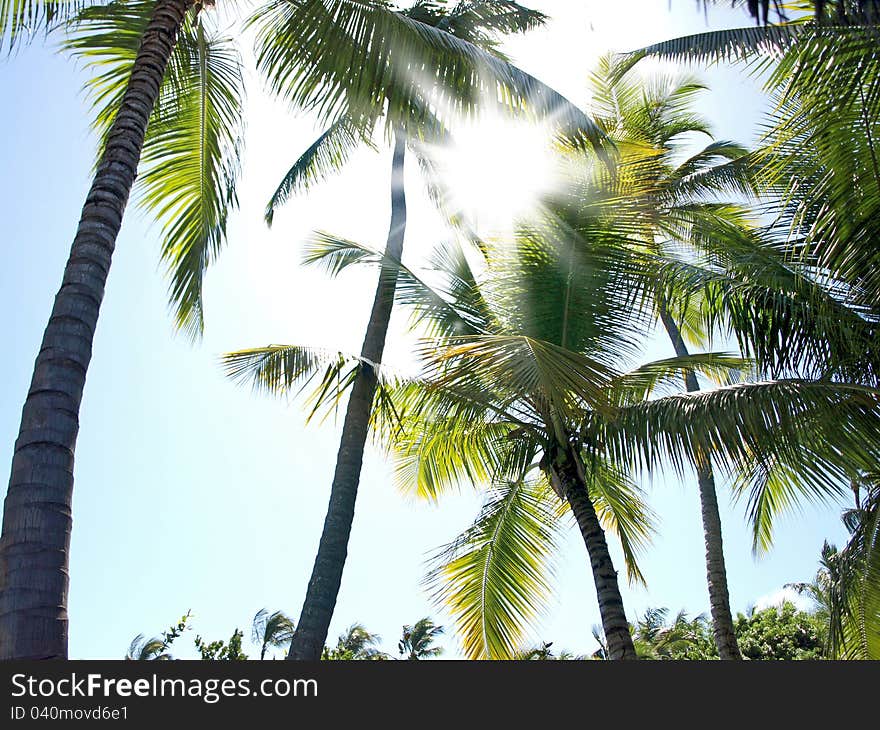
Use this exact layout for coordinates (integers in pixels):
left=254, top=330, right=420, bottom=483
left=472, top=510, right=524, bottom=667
left=0, top=0, right=850, bottom=659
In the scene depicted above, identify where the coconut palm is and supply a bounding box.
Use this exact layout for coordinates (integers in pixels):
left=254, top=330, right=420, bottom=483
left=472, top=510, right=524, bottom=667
left=227, top=214, right=658, bottom=660
left=398, top=617, right=444, bottom=659
left=790, top=474, right=880, bottom=658
left=125, top=634, right=175, bottom=661
left=582, top=57, right=752, bottom=659
left=1, top=0, right=605, bottom=661
left=230, top=0, right=609, bottom=662
left=0, top=0, right=247, bottom=660
left=516, top=641, right=584, bottom=660
left=251, top=608, right=297, bottom=659
left=322, top=622, right=387, bottom=660
left=226, top=200, right=880, bottom=661
left=124, top=610, right=191, bottom=659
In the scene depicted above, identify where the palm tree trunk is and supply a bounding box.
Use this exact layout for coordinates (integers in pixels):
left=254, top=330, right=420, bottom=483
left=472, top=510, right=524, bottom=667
left=287, top=132, right=408, bottom=661
left=545, top=442, right=637, bottom=660
left=0, top=0, right=192, bottom=660
left=658, top=304, right=742, bottom=660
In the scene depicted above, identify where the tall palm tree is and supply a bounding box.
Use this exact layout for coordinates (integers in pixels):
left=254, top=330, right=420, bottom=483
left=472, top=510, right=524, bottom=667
left=0, top=0, right=245, bottom=660
left=584, top=58, right=750, bottom=659
left=251, top=608, right=297, bottom=659
left=398, top=617, right=444, bottom=659
left=227, top=211, right=880, bottom=662
left=230, top=0, right=607, bottom=662
left=322, top=622, right=387, bottom=659
left=1, top=0, right=602, bottom=661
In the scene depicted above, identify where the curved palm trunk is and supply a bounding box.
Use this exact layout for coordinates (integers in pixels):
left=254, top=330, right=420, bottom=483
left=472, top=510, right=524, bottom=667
left=658, top=304, right=742, bottom=660
left=545, top=442, right=637, bottom=660
left=288, top=133, right=407, bottom=661
left=0, top=0, right=192, bottom=660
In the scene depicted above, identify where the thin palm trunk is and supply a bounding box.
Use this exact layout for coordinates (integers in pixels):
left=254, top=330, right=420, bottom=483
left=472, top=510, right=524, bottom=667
left=287, top=133, right=407, bottom=660
left=0, top=0, right=192, bottom=660
left=545, top=442, right=637, bottom=660
left=658, top=303, right=742, bottom=660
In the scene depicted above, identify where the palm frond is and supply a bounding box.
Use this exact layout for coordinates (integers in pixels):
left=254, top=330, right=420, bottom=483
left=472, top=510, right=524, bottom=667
left=265, top=116, right=367, bottom=226
left=2, top=0, right=101, bottom=51
left=612, top=352, right=752, bottom=405
left=249, top=0, right=608, bottom=152
left=595, top=380, right=880, bottom=491
left=67, top=5, right=246, bottom=338
left=426, top=478, right=560, bottom=659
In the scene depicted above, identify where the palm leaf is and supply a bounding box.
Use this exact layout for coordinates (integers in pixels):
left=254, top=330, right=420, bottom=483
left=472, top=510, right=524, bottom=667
left=264, top=115, right=367, bottom=226
left=249, top=0, right=609, bottom=153
left=426, top=478, right=560, bottom=660
left=66, top=5, right=246, bottom=338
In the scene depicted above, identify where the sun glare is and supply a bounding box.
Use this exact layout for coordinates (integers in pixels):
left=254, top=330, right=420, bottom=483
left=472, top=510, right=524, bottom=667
left=434, top=115, right=559, bottom=238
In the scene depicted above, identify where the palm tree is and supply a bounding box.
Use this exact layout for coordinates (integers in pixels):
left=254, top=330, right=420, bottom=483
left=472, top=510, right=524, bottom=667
left=398, top=617, right=444, bottom=659
left=251, top=608, right=296, bottom=659
left=322, top=622, right=387, bottom=660
left=227, top=191, right=880, bottom=662
left=790, top=474, right=880, bottom=658
left=516, top=641, right=584, bottom=660
left=584, top=57, right=750, bottom=659
left=229, top=0, right=607, bottom=662
left=0, top=0, right=240, bottom=660
left=229, top=219, right=653, bottom=659
left=125, top=635, right=175, bottom=661
left=124, top=609, right=191, bottom=659
left=1, top=0, right=603, bottom=661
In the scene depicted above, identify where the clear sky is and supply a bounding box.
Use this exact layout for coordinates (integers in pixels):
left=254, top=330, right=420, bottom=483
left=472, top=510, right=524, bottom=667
left=0, top=0, right=849, bottom=659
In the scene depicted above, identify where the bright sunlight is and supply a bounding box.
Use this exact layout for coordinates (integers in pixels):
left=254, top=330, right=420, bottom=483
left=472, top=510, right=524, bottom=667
left=433, top=115, right=560, bottom=237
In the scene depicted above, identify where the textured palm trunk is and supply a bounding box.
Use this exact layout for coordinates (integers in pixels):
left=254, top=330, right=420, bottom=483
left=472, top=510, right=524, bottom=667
left=0, top=0, right=192, bottom=660
left=545, top=442, right=637, bottom=660
left=658, top=304, right=742, bottom=660
left=288, top=133, right=407, bottom=661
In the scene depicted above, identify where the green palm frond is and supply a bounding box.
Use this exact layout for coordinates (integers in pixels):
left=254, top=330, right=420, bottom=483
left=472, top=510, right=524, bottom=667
left=672, top=140, right=750, bottom=180
left=426, top=478, right=560, bottom=660
left=617, top=22, right=811, bottom=74
left=302, top=233, right=490, bottom=337
left=423, top=334, right=617, bottom=420
left=732, top=449, right=853, bottom=554
left=249, top=0, right=608, bottom=152
left=264, top=116, right=367, bottom=226
left=392, top=413, right=532, bottom=501
left=441, top=1, right=547, bottom=48
left=1, top=0, right=101, bottom=51
left=612, top=352, right=752, bottom=405
left=66, top=4, right=246, bottom=338
left=664, top=152, right=761, bottom=201
left=596, top=379, right=880, bottom=486
left=301, top=232, right=388, bottom=277
left=221, top=344, right=364, bottom=420
left=660, top=224, right=879, bottom=382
